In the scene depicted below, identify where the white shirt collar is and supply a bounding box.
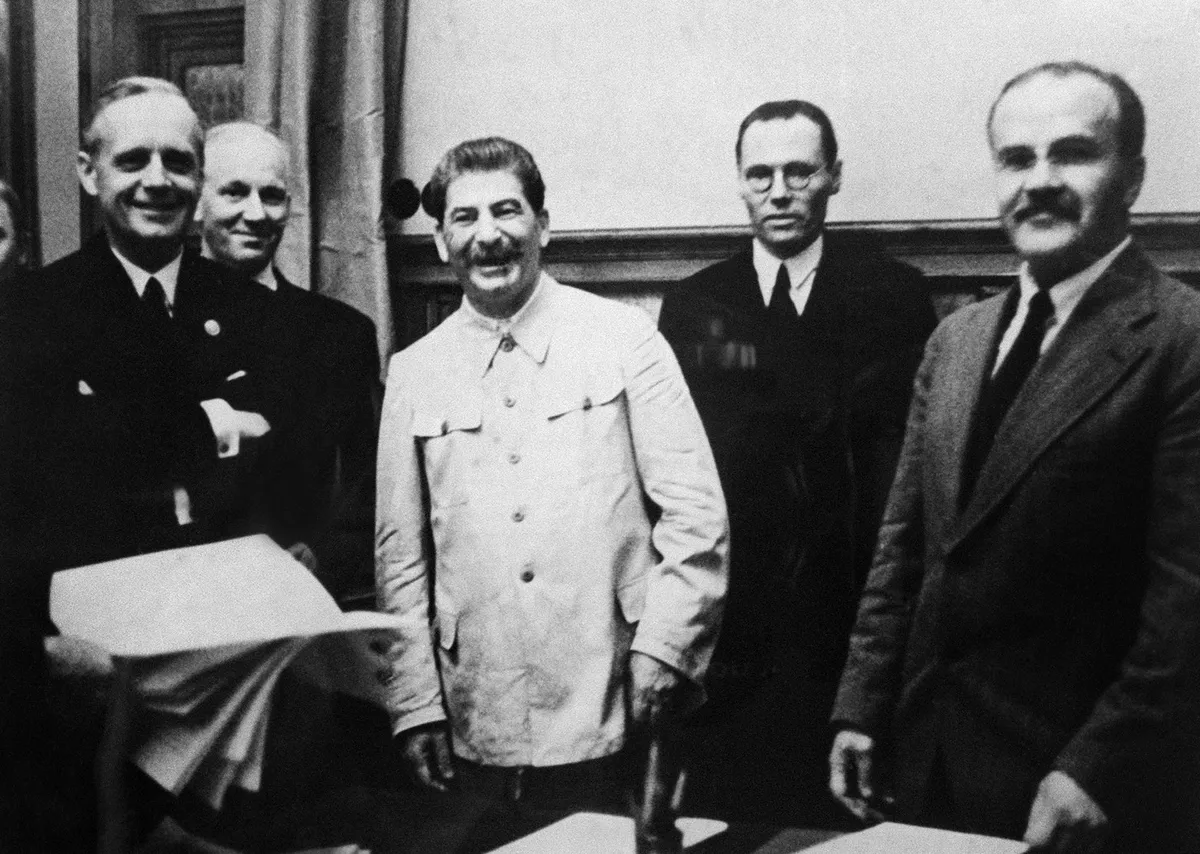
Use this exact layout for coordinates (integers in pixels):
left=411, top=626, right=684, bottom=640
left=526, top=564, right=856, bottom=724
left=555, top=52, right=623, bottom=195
left=252, top=265, right=279, bottom=291
left=752, top=234, right=824, bottom=314
left=993, top=235, right=1133, bottom=376
left=1017, top=235, right=1132, bottom=329
left=110, top=244, right=184, bottom=310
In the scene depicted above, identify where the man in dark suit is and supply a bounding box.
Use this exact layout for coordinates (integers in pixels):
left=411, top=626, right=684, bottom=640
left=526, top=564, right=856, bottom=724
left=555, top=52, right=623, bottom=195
left=0, top=76, right=274, bottom=602
left=197, top=121, right=380, bottom=600
left=0, top=76, right=273, bottom=851
left=830, top=62, right=1200, bottom=853
left=658, top=100, right=936, bottom=824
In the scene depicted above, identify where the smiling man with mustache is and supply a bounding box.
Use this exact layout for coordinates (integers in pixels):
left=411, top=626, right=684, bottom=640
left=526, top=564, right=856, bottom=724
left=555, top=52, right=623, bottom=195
left=376, top=137, right=727, bottom=840
left=657, top=101, right=936, bottom=826
left=830, top=62, right=1200, bottom=853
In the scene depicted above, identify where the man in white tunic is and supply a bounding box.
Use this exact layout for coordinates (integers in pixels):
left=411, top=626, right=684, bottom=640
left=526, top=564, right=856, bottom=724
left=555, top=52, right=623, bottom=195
left=375, top=137, right=728, bottom=827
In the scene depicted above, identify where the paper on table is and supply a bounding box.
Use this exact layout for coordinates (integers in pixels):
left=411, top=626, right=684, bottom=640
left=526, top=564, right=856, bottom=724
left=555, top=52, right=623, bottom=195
left=50, top=535, right=401, bottom=656
left=801, top=822, right=1027, bottom=854
left=487, top=812, right=728, bottom=853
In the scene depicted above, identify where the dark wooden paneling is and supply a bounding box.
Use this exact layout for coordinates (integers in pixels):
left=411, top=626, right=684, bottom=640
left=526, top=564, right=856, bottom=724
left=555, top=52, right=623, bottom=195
left=388, top=215, right=1200, bottom=348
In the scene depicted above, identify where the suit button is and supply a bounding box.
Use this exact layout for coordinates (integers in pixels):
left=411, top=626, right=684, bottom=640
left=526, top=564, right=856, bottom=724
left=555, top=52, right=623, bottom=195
left=507, top=452, right=521, bottom=464
left=582, top=396, right=592, bottom=410
left=503, top=396, right=516, bottom=408
left=512, top=509, right=525, bottom=522
left=500, top=335, right=516, bottom=352
left=520, top=569, right=535, bottom=583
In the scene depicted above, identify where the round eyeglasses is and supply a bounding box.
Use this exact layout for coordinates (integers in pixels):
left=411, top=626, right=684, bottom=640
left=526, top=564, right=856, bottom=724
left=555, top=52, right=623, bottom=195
left=743, top=163, right=827, bottom=194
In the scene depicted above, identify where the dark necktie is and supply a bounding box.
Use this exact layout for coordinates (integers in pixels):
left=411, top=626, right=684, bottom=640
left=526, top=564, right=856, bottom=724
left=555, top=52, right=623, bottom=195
left=962, top=288, right=1055, bottom=503
left=142, top=276, right=171, bottom=323
left=768, top=263, right=796, bottom=320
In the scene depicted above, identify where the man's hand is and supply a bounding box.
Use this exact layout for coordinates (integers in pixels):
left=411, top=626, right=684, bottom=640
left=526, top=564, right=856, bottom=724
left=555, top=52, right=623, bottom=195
left=828, top=728, right=887, bottom=823
left=1024, top=770, right=1110, bottom=853
left=398, top=723, right=455, bottom=793
left=629, top=651, right=685, bottom=728
left=286, top=541, right=319, bottom=575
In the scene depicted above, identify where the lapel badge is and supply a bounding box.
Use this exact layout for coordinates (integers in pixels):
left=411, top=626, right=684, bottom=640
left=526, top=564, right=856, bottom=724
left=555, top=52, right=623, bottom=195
left=204, top=319, right=221, bottom=337
left=78, top=379, right=95, bottom=396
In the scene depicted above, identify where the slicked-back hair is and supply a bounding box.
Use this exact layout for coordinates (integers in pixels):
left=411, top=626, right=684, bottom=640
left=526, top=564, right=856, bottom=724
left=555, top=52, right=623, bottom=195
left=735, top=100, right=839, bottom=166
left=988, top=61, right=1146, bottom=158
left=81, top=76, right=202, bottom=158
left=422, top=137, right=545, bottom=224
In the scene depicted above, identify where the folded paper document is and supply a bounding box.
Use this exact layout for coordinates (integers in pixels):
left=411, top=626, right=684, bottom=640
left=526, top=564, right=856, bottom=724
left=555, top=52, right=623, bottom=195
left=51, top=534, right=400, bottom=655
left=50, top=535, right=403, bottom=808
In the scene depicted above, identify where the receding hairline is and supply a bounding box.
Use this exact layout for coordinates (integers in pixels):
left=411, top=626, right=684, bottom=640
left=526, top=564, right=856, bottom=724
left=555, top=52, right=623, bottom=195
left=82, top=88, right=203, bottom=157
left=203, top=122, right=290, bottom=178
left=987, top=64, right=1138, bottom=155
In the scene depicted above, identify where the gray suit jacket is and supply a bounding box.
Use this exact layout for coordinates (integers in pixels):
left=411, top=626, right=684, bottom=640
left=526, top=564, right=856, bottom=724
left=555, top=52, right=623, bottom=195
left=833, top=244, right=1200, bottom=847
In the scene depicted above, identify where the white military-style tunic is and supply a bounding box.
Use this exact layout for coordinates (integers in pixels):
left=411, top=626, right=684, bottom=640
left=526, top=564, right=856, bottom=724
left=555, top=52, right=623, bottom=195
left=376, top=274, right=728, bottom=766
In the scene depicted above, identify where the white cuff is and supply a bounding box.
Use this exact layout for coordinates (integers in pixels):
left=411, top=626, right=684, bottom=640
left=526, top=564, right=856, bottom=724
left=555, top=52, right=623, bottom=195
left=199, top=398, right=240, bottom=458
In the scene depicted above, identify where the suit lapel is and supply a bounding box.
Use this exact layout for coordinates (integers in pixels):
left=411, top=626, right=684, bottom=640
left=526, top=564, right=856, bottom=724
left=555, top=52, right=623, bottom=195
left=950, top=247, right=1157, bottom=548
left=938, top=293, right=1010, bottom=514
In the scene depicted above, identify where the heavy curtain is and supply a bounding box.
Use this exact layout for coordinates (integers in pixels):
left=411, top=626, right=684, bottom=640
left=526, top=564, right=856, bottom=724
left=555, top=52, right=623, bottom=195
left=243, top=0, right=407, bottom=365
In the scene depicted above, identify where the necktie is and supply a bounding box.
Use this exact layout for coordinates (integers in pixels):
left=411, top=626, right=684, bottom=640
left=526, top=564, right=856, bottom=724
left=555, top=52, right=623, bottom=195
left=768, top=263, right=796, bottom=320
left=143, top=276, right=171, bottom=323
left=962, top=288, right=1054, bottom=503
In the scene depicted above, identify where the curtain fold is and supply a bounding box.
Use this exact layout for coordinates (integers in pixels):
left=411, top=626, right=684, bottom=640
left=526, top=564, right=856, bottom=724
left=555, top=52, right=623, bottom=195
left=243, top=0, right=405, bottom=364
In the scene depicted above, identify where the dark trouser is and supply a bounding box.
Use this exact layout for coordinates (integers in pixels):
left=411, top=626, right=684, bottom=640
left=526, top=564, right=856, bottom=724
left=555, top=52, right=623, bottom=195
left=451, top=752, right=632, bottom=853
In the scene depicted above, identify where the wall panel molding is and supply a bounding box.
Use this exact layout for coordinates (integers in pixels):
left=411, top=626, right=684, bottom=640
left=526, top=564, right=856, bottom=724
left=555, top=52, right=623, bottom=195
left=390, top=214, right=1200, bottom=286
left=388, top=214, right=1200, bottom=347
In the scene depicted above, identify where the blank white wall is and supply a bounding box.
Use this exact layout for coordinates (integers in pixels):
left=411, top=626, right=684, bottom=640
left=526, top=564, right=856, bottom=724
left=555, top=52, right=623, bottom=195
left=34, top=0, right=80, bottom=263
left=400, top=1, right=1200, bottom=234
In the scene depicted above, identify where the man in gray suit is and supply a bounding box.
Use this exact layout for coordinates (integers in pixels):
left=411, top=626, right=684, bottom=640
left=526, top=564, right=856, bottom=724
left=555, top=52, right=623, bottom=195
left=829, top=62, right=1200, bottom=853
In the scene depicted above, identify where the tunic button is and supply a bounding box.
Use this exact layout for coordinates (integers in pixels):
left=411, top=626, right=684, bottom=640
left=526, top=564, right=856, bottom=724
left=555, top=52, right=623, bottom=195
left=520, top=569, right=535, bottom=583
left=582, top=396, right=592, bottom=410
left=503, top=396, right=516, bottom=408
left=512, top=509, right=525, bottom=522
left=500, top=335, right=516, bottom=352
left=508, top=452, right=521, bottom=464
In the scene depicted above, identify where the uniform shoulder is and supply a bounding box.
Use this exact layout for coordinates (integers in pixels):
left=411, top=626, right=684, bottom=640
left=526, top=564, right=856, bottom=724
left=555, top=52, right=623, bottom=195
left=553, top=281, right=655, bottom=340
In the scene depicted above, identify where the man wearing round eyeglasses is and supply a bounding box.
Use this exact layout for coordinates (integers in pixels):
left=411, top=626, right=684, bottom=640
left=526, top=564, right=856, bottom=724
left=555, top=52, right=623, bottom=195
left=658, top=100, right=937, bottom=826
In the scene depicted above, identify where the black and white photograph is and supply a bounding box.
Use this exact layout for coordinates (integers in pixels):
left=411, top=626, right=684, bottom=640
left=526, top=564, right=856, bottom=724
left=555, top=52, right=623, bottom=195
left=3, top=2, right=1200, bottom=852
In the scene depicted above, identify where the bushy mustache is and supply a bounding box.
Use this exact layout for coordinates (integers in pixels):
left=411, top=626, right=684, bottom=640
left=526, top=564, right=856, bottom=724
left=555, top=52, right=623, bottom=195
left=1014, top=192, right=1080, bottom=223
left=470, top=245, right=518, bottom=265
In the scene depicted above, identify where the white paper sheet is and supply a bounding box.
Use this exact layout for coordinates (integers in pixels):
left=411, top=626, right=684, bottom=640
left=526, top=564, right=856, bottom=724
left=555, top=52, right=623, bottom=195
left=487, top=812, right=728, bottom=853
left=802, top=822, right=1027, bottom=854
left=50, top=535, right=401, bottom=656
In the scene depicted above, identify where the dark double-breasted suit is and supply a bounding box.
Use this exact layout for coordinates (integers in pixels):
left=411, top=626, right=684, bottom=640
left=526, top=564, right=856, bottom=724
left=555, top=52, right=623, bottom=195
left=658, top=236, right=936, bottom=822
left=832, top=244, right=1200, bottom=849
left=247, top=271, right=381, bottom=599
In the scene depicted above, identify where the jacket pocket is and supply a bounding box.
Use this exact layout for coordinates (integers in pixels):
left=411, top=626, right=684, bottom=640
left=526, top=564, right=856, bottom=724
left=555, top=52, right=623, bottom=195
left=542, top=369, right=629, bottom=482
left=413, top=404, right=481, bottom=508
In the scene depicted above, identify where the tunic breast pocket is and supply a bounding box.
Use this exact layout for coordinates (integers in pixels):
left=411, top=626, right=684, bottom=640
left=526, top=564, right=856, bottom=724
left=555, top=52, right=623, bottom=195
left=413, top=406, right=482, bottom=508
left=542, top=370, right=630, bottom=483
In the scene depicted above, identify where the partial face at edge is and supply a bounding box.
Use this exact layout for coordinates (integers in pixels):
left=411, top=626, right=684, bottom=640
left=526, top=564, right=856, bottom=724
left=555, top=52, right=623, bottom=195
left=0, top=200, right=19, bottom=281
left=434, top=169, right=549, bottom=319
left=738, top=115, right=841, bottom=259
left=990, top=71, right=1144, bottom=284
